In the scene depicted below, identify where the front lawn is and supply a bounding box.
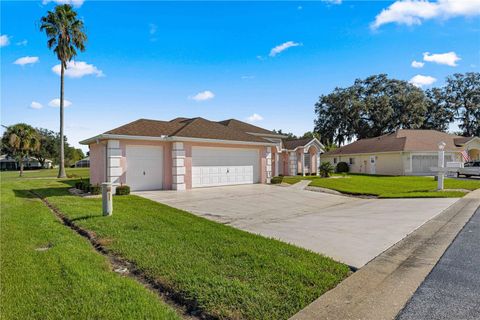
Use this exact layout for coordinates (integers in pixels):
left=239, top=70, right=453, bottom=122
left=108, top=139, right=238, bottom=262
left=281, top=174, right=480, bottom=198
left=2, top=170, right=350, bottom=320
left=0, top=169, right=179, bottom=320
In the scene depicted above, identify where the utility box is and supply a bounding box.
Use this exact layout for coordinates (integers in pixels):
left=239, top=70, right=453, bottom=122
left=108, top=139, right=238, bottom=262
left=102, top=182, right=113, bottom=216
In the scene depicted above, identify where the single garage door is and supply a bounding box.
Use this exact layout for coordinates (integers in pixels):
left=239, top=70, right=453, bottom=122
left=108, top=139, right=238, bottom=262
left=126, top=145, right=163, bottom=191
left=192, top=147, right=259, bottom=188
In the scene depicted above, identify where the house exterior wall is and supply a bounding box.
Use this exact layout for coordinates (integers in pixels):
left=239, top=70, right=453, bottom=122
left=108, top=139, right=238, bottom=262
left=322, top=152, right=404, bottom=175
left=89, top=142, right=106, bottom=184
left=89, top=139, right=271, bottom=190
left=323, top=151, right=467, bottom=176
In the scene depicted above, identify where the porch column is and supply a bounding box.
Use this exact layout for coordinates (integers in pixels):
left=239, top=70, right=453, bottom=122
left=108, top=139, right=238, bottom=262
left=289, top=152, right=297, bottom=176
left=275, top=152, right=279, bottom=176
left=172, top=142, right=186, bottom=191
left=266, top=147, right=272, bottom=183
left=316, top=152, right=321, bottom=176
left=106, top=140, right=122, bottom=191
left=301, top=152, right=306, bottom=176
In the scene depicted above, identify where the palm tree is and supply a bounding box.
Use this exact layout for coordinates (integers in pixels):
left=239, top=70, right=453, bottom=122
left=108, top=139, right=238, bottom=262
left=40, top=4, right=87, bottom=178
left=1, top=124, right=41, bottom=177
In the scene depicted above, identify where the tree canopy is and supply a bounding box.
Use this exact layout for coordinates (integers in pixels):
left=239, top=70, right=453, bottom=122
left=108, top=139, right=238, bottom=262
left=1, top=124, right=41, bottom=176
left=314, top=73, right=480, bottom=145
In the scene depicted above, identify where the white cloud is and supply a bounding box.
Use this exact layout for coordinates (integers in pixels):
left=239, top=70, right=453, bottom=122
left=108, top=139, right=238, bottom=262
left=371, top=0, right=480, bottom=29
left=297, top=5, right=303, bottom=10
left=241, top=75, right=255, bottom=80
left=409, top=74, right=437, bottom=87
left=411, top=60, right=425, bottom=68
left=149, top=23, right=157, bottom=35
left=423, top=51, right=460, bottom=66
left=42, top=0, right=84, bottom=7
left=323, top=0, right=342, bottom=4
left=247, top=113, right=264, bottom=122
left=0, top=34, right=10, bottom=47
left=52, top=61, right=104, bottom=78
left=16, top=40, right=28, bottom=46
left=269, top=41, right=302, bottom=57
left=190, top=90, right=215, bottom=101
left=30, top=101, right=43, bottom=109
left=14, top=56, right=39, bottom=66
left=48, top=98, right=72, bottom=107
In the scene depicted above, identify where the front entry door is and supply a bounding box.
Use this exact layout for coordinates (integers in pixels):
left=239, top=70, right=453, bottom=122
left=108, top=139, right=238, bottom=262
left=370, top=156, right=376, bottom=174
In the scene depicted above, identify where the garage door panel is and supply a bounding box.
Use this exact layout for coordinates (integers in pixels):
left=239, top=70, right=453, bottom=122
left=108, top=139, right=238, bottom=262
left=192, top=147, right=259, bottom=188
left=126, top=146, right=163, bottom=191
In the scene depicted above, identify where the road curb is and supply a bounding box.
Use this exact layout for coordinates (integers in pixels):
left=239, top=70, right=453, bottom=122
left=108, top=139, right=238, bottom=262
left=290, top=189, right=480, bottom=320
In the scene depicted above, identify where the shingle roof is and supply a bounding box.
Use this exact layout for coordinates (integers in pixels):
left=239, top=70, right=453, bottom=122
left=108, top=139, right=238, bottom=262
left=323, top=130, right=476, bottom=156
left=218, top=119, right=282, bottom=136
left=283, top=138, right=313, bottom=150
left=103, top=118, right=270, bottom=143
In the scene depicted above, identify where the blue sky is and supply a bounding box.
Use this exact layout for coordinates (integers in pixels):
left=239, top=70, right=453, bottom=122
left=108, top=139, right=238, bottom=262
left=1, top=0, right=479, bottom=150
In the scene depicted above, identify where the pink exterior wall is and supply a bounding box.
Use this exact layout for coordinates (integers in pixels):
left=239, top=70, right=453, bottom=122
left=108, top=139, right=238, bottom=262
left=183, top=141, right=267, bottom=189
left=89, top=142, right=106, bottom=184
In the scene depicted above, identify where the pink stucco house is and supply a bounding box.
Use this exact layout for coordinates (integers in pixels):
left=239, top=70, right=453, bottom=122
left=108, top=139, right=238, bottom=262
left=80, top=117, right=324, bottom=191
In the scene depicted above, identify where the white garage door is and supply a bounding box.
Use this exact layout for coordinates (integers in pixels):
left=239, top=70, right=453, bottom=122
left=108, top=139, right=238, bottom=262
left=126, top=145, right=163, bottom=191
left=412, top=154, right=453, bottom=175
left=192, top=147, right=259, bottom=188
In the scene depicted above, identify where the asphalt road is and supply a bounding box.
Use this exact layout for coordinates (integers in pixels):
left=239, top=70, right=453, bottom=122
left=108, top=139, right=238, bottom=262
left=397, top=206, right=480, bottom=320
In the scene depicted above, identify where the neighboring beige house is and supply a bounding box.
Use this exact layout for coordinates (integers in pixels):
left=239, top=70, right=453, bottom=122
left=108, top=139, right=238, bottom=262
left=322, top=130, right=480, bottom=176
left=80, top=117, right=324, bottom=191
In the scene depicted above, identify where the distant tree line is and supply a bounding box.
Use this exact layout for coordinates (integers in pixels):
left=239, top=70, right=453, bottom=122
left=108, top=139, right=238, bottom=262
left=313, top=72, right=480, bottom=145
left=1, top=123, right=85, bottom=175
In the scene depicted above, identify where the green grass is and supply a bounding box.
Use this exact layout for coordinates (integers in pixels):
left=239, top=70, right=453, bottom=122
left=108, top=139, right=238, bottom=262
left=281, top=174, right=480, bottom=198
left=0, top=169, right=180, bottom=319
left=1, top=169, right=350, bottom=320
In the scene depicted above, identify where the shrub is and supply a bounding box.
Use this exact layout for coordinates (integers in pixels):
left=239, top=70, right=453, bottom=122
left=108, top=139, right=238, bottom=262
left=271, top=176, right=283, bottom=184
left=82, top=183, right=91, bottom=192
left=75, top=181, right=85, bottom=190
left=336, top=162, right=349, bottom=173
left=319, top=162, right=335, bottom=178
left=116, top=185, right=130, bottom=196
left=89, top=184, right=101, bottom=195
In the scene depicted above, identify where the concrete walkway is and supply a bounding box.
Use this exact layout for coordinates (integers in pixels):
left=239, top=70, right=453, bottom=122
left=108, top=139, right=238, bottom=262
left=290, top=189, right=480, bottom=320
left=135, top=184, right=457, bottom=268
left=397, top=207, right=480, bottom=320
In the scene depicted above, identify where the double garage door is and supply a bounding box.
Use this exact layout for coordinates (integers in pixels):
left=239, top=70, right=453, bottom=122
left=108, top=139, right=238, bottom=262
left=125, top=145, right=259, bottom=190
left=192, top=147, right=260, bottom=188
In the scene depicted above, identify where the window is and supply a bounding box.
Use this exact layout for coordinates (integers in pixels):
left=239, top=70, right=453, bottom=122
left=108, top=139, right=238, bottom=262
left=333, top=157, right=337, bottom=164
left=349, top=158, right=355, bottom=165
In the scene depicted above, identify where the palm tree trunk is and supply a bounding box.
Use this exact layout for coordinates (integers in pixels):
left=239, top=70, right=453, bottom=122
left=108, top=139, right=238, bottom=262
left=19, top=160, right=24, bottom=177
left=58, top=63, right=67, bottom=178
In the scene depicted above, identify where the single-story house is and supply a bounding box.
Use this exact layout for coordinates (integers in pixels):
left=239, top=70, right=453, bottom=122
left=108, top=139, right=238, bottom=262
left=74, top=157, right=90, bottom=168
left=0, top=155, right=53, bottom=170
left=322, top=130, right=480, bottom=176
left=80, top=117, right=324, bottom=191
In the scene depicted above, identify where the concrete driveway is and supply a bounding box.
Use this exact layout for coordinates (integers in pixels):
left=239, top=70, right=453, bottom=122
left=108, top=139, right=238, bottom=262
left=135, top=184, right=458, bottom=268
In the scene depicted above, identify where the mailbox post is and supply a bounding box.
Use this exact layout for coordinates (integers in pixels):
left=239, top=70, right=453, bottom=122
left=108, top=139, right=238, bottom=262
left=102, top=182, right=113, bottom=216
left=437, top=141, right=446, bottom=190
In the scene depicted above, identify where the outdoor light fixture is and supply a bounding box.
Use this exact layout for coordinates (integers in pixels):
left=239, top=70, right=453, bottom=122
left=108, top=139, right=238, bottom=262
left=438, top=141, right=446, bottom=151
